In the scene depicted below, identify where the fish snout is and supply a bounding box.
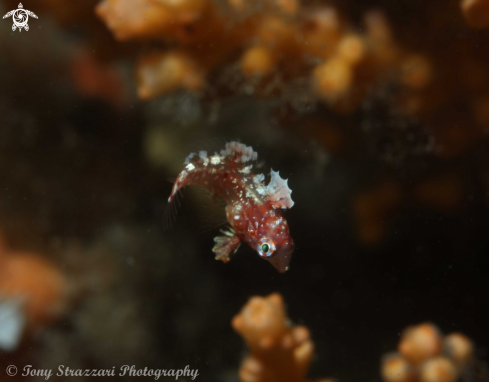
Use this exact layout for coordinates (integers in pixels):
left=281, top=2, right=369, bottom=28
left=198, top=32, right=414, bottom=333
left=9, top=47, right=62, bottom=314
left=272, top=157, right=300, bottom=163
left=268, top=239, right=295, bottom=273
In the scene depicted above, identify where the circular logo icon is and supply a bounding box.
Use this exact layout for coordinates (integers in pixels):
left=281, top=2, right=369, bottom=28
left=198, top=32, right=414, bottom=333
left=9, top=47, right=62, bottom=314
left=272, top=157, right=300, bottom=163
left=12, top=9, right=29, bottom=29
left=6, top=365, right=17, bottom=376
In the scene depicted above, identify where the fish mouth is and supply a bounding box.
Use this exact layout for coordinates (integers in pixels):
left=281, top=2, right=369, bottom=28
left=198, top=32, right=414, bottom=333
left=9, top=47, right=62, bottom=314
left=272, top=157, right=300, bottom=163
left=268, top=242, right=295, bottom=273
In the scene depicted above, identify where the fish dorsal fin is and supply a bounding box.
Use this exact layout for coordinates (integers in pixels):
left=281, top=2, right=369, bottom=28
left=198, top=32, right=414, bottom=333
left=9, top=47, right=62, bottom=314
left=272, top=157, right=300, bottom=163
left=266, top=170, right=294, bottom=209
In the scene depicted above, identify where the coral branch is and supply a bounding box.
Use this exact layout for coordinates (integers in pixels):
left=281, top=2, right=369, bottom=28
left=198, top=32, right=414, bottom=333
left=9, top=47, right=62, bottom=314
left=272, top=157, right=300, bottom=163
left=461, top=0, right=489, bottom=28
left=0, top=249, right=68, bottom=329
left=381, top=323, right=477, bottom=382
left=232, top=293, right=331, bottom=382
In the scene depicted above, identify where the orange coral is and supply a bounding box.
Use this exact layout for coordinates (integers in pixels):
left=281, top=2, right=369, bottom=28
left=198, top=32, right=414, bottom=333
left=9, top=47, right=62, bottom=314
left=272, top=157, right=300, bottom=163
left=232, top=293, right=331, bottom=382
left=95, top=0, right=175, bottom=41
left=45, top=0, right=485, bottom=161
left=398, top=323, right=443, bottom=366
left=381, top=353, right=416, bottom=382
left=21, top=0, right=489, bottom=162
left=443, top=333, right=474, bottom=370
left=0, top=248, right=68, bottom=329
left=94, top=0, right=418, bottom=110
left=461, top=0, right=489, bottom=28
left=419, top=357, right=457, bottom=382
left=136, top=51, right=205, bottom=99
left=381, top=323, right=475, bottom=382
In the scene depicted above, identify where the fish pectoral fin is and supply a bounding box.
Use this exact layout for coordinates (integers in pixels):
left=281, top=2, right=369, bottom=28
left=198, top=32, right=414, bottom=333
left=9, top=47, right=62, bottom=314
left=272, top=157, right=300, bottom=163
left=212, top=230, right=241, bottom=263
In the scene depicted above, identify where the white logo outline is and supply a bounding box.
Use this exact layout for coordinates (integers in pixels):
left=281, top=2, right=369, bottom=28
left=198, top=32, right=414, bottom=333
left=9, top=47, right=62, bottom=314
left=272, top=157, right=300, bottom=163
left=3, top=3, right=38, bottom=32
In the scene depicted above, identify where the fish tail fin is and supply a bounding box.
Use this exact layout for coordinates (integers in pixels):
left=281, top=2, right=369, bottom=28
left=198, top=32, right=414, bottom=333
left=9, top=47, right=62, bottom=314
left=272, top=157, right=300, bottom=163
left=163, top=188, right=183, bottom=230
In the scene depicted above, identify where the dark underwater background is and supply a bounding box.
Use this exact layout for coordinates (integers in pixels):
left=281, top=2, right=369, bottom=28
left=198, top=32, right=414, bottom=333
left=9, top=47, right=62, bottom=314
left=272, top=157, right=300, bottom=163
left=0, top=0, right=488, bottom=381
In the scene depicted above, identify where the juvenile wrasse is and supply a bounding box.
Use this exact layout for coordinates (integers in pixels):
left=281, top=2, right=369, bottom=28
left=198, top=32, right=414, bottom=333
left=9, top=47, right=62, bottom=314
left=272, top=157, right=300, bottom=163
left=165, top=141, right=295, bottom=273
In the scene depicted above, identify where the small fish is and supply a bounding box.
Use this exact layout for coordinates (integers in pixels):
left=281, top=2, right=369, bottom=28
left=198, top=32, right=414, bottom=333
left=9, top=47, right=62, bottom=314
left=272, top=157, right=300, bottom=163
left=165, top=141, right=295, bottom=272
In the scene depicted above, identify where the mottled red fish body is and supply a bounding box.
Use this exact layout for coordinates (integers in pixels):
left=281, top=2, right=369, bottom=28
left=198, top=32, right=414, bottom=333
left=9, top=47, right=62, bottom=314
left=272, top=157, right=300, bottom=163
left=225, top=202, right=294, bottom=273
left=166, top=142, right=295, bottom=273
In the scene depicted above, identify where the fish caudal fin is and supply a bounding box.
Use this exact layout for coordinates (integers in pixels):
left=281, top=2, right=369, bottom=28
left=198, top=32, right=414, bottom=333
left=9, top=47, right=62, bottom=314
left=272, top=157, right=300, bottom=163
left=163, top=169, right=189, bottom=229
left=163, top=189, right=183, bottom=230
left=212, top=229, right=241, bottom=263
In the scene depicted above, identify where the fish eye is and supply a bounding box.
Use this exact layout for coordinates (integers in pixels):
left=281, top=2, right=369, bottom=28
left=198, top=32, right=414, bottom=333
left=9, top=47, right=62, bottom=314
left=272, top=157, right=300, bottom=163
left=257, top=238, right=275, bottom=258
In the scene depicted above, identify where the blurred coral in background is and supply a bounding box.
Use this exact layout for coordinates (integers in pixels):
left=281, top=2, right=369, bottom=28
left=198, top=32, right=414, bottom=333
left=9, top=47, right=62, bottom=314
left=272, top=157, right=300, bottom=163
left=381, top=323, right=487, bottom=382
left=232, top=293, right=331, bottom=382
left=0, top=244, right=68, bottom=335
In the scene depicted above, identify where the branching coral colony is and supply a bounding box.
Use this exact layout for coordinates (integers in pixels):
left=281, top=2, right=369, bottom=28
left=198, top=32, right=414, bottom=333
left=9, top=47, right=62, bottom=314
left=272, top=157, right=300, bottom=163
left=95, top=0, right=421, bottom=111
left=233, top=297, right=486, bottom=382
left=0, top=241, right=68, bottom=351
left=381, top=323, right=484, bottom=382
left=93, top=0, right=489, bottom=160
left=232, top=293, right=332, bottom=382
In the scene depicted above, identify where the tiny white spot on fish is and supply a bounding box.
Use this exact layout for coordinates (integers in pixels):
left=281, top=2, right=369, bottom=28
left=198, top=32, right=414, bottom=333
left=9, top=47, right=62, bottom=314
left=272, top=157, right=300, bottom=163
left=186, top=163, right=196, bottom=171
left=256, top=184, right=267, bottom=195
left=210, top=155, right=221, bottom=165
left=255, top=221, right=258, bottom=228
left=239, top=165, right=253, bottom=174
left=234, top=215, right=240, bottom=220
